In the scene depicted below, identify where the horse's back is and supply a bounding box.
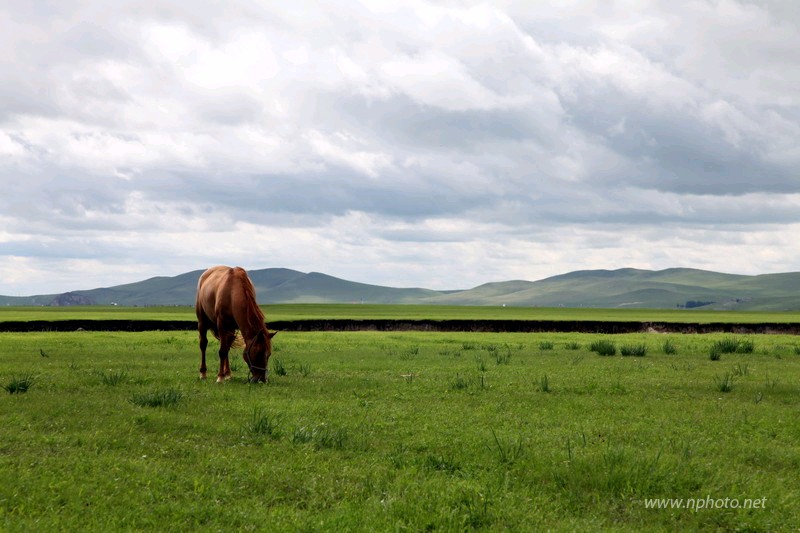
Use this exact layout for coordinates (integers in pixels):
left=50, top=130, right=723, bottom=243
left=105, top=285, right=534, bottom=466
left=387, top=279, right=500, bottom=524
left=196, top=266, right=236, bottom=322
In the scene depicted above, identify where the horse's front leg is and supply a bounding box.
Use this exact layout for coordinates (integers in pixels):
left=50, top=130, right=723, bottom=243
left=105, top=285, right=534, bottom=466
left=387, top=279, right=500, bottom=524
left=217, top=332, right=234, bottom=383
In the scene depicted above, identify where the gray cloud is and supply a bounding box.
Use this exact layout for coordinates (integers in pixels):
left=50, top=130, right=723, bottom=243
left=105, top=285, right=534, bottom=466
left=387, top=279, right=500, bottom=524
left=1, top=1, right=799, bottom=295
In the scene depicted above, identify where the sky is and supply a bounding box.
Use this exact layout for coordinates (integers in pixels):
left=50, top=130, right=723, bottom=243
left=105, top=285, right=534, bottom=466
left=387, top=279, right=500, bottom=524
left=1, top=0, right=799, bottom=296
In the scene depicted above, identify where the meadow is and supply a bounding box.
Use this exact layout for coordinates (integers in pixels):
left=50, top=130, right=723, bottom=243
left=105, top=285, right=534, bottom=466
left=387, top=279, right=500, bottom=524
left=3, top=303, right=800, bottom=324
left=1, top=327, right=799, bottom=531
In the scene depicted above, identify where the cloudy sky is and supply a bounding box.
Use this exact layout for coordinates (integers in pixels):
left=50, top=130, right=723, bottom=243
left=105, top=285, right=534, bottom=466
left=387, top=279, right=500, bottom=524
left=1, top=1, right=799, bottom=296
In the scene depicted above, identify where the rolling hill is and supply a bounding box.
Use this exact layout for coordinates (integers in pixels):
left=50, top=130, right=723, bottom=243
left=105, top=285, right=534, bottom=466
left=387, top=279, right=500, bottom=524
left=431, top=268, right=758, bottom=309
left=3, top=267, right=800, bottom=310
left=0, top=268, right=442, bottom=308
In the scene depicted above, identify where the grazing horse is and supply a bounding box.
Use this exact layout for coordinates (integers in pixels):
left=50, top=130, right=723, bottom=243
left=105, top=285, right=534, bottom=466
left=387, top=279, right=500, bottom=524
left=195, top=266, right=276, bottom=383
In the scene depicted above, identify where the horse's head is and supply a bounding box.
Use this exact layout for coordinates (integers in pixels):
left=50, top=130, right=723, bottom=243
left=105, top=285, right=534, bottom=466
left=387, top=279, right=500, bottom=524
left=243, top=329, right=277, bottom=383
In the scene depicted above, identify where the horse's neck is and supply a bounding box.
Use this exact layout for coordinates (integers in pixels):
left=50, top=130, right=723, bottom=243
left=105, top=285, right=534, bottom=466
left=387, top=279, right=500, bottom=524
left=240, top=322, right=264, bottom=341
left=237, top=306, right=265, bottom=340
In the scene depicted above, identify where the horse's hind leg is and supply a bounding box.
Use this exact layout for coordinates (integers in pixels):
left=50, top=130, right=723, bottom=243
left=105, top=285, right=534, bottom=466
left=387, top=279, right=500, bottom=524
left=198, top=323, right=209, bottom=380
left=217, top=330, right=235, bottom=383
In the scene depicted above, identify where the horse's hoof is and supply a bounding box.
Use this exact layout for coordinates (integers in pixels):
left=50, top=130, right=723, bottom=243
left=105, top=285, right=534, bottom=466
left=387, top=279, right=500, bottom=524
left=199, top=373, right=207, bottom=380
left=216, top=376, right=224, bottom=383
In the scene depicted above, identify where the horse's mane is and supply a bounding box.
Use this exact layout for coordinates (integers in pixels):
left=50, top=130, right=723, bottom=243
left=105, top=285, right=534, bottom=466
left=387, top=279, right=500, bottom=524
left=234, top=267, right=266, bottom=330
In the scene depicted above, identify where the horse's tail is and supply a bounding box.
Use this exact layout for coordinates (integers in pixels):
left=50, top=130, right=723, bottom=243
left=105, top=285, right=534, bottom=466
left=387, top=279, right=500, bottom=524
left=208, top=328, right=244, bottom=348
left=231, top=332, right=244, bottom=348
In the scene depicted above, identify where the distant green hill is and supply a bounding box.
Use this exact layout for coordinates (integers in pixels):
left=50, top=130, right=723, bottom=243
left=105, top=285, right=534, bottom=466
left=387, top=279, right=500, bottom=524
left=3, top=267, right=800, bottom=310
left=438, top=268, right=800, bottom=310
left=251, top=270, right=442, bottom=304
left=0, top=268, right=443, bottom=307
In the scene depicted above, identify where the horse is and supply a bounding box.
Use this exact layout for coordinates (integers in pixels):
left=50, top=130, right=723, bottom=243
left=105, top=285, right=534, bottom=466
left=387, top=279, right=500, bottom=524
left=195, top=266, right=276, bottom=383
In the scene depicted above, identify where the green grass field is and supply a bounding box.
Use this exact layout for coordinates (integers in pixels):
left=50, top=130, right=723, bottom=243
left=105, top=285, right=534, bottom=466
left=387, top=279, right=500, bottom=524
left=2, top=303, right=800, bottom=323
left=1, top=329, right=798, bottom=531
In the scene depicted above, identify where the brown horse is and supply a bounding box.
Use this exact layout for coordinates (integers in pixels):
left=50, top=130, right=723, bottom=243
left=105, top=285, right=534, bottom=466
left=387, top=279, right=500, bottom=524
left=195, top=266, right=276, bottom=383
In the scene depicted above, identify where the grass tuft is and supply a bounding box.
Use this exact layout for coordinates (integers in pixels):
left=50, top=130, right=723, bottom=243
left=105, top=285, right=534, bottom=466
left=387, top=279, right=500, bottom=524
left=422, top=453, right=461, bottom=474
left=97, top=369, right=128, bottom=386
left=662, top=339, right=677, bottom=355
left=310, top=424, right=349, bottom=450
left=451, top=373, right=470, bottom=390
left=710, top=337, right=755, bottom=360
left=3, top=374, right=35, bottom=394
left=539, top=374, right=551, bottom=393
left=242, top=408, right=282, bottom=440
left=714, top=373, right=734, bottom=393
left=291, top=425, right=315, bottom=445
left=620, top=344, right=647, bottom=357
left=494, top=347, right=512, bottom=365
left=736, top=338, right=755, bottom=353
left=271, top=357, right=287, bottom=376
left=130, top=388, right=182, bottom=408
left=731, top=362, right=750, bottom=377
left=488, top=428, right=525, bottom=465
left=714, top=337, right=741, bottom=353
left=590, top=339, right=617, bottom=356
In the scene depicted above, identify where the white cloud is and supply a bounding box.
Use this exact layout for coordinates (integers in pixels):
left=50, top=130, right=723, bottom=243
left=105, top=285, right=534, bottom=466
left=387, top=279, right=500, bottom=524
left=380, top=52, right=501, bottom=111
left=305, top=130, right=393, bottom=178
left=1, top=0, right=799, bottom=295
